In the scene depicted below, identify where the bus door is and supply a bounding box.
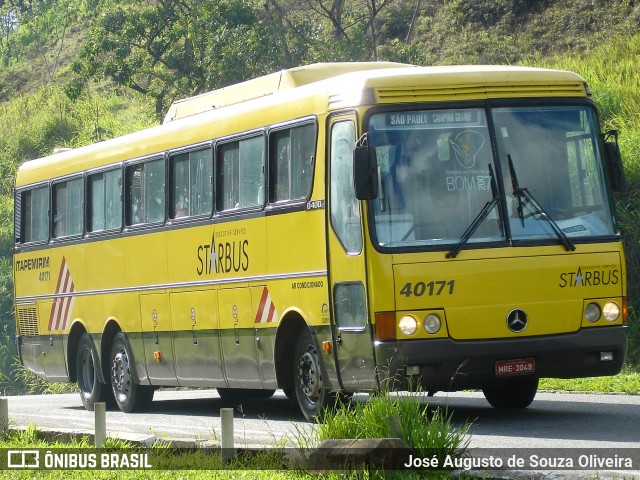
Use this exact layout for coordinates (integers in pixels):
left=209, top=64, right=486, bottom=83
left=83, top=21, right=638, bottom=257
left=327, top=117, right=377, bottom=390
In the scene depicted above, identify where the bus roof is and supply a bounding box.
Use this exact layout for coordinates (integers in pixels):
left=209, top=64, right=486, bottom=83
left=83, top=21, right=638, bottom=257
left=16, top=63, right=588, bottom=187
left=163, top=62, right=411, bottom=123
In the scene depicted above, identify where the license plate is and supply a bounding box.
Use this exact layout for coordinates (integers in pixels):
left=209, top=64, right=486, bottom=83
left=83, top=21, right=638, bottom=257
left=495, top=358, right=535, bottom=376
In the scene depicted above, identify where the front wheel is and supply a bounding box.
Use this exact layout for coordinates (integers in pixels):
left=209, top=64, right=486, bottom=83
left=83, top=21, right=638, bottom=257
left=110, top=332, right=154, bottom=413
left=482, top=377, right=538, bottom=409
left=76, top=333, right=113, bottom=411
left=293, top=329, right=335, bottom=422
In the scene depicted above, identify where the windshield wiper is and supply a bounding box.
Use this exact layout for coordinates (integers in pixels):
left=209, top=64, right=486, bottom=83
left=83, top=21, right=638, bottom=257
left=447, top=164, right=500, bottom=259
left=507, top=154, right=575, bottom=252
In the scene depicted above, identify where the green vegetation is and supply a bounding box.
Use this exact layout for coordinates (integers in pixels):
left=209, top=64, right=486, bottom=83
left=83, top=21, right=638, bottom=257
left=314, top=395, right=468, bottom=460
left=540, top=368, right=640, bottom=394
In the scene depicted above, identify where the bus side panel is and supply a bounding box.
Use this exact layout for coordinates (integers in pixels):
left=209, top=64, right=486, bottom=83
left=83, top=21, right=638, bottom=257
left=265, top=204, right=335, bottom=389
left=16, top=336, right=46, bottom=379
left=217, top=285, right=262, bottom=388
left=170, top=290, right=224, bottom=387
left=251, top=286, right=277, bottom=388
left=140, top=292, right=177, bottom=386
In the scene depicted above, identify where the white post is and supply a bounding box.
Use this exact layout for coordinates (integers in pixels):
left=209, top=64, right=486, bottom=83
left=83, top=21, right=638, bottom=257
left=0, top=398, right=8, bottom=437
left=94, top=402, right=106, bottom=447
left=220, top=408, right=235, bottom=461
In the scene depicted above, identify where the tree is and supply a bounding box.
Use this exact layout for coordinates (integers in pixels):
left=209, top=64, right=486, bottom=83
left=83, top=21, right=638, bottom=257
left=264, top=0, right=398, bottom=61
left=67, top=0, right=283, bottom=116
left=362, top=0, right=396, bottom=59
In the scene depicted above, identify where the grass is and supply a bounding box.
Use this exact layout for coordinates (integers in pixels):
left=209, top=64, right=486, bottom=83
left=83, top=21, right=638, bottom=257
left=315, top=394, right=469, bottom=458
left=539, top=369, right=640, bottom=395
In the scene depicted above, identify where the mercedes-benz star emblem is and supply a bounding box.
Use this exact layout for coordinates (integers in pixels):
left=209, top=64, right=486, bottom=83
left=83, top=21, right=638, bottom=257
left=507, top=309, right=528, bottom=333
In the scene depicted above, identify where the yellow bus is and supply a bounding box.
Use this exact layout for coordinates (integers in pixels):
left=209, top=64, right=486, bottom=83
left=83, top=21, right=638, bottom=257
left=14, top=63, right=627, bottom=421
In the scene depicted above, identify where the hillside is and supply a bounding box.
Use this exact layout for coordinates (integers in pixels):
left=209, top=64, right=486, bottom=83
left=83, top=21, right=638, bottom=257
left=2, top=1, right=640, bottom=110
left=0, top=0, right=639, bottom=393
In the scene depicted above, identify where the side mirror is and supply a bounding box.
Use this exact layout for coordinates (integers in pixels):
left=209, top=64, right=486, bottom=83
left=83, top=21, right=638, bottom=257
left=603, top=130, right=625, bottom=193
left=354, top=145, right=379, bottom=200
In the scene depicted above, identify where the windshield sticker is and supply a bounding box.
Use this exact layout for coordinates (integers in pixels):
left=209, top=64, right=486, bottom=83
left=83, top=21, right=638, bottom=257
left=450, top=130, right=485, bottom=169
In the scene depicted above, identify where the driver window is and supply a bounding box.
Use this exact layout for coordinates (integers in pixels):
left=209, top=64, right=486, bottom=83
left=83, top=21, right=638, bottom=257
left=330, top=121, right=362, bottom=254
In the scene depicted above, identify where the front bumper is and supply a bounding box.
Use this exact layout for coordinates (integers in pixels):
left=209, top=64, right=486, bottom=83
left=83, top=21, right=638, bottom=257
left=374, top=326, right=627, bottom=391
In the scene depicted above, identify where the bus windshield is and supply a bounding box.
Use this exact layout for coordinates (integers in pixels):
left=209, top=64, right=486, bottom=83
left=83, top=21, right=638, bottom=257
left=368, top=105, right=616, bottom=250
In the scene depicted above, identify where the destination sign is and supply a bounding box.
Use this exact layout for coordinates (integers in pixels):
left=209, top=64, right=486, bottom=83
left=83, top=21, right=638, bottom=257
left=374, top=109, right=485, bottom=130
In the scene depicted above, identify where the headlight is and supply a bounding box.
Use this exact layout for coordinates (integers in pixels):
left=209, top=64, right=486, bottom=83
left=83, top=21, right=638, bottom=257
left=423, top=314, right=441, bottom=334
left=399, top=315, right=418, bottom=335
left=585, top=303, right=601, bottom=323
left=603, top=302, right=620, bottom=322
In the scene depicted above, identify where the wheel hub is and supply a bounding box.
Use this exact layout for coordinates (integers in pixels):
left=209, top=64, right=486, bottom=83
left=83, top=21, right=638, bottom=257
left=111, top=348, right=131, bottom=397
left=298, top=346, right=323, bottom=403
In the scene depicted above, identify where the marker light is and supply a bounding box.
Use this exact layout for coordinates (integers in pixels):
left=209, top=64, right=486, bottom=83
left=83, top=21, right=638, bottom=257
left=585, top=303, right=601, bottom=323
left=423, top=314, right=441, bottom=334
left=603, top=302, right=620, bottom=322
left=399, top=315, right=418, bottom=335
left=600, top=351, right=614, bottom=362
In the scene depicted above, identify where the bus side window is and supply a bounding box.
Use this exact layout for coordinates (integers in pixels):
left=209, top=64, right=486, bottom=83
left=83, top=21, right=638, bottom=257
left=217, top=136, right=264, bottom=212
left=169, top=147, right=213, bottom=219
left=21, top=186, right=49, bottom=243
left=270, top=123, right=316, bottom=203
left=125, top=158, right=165, bottom=226
left=126, top=164, right=144, bottom=225
left=145, top=159, right=165, bottom=223
left=217, top=143, right=240, bottom=211
left=88, top=169, right=122, bottom=232
left=52, top=178, right=83, bottom=239
left=190, top=148, right=213, bottom=215
left=239, top=136, right=264, bottom=208
left=171, top=153, right=190, bottom=218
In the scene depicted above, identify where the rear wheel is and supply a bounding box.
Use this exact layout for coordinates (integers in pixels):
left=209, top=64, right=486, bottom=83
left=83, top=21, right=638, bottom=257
left=482, top=377, right=538, bottom=409
left=293, top=329, right=335, bottom=422
left=110, top=332, right=154, bottom=412
left=76, top=334, right=112, bottom=411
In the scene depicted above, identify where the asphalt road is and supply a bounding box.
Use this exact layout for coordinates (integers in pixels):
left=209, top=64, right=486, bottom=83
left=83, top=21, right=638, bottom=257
left=4, top=389, right=640, bottom=475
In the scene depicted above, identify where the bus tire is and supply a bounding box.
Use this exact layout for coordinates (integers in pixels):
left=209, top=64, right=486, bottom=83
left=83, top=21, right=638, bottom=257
left=76, top=334, right=112, bottom=411
left=482, top=377, right=538, bottom=409
left=110, top=332, right=154, bottom=413
left=217, top=388, right=276, bottom=402
left=293, top=329, right=335, bottom=422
